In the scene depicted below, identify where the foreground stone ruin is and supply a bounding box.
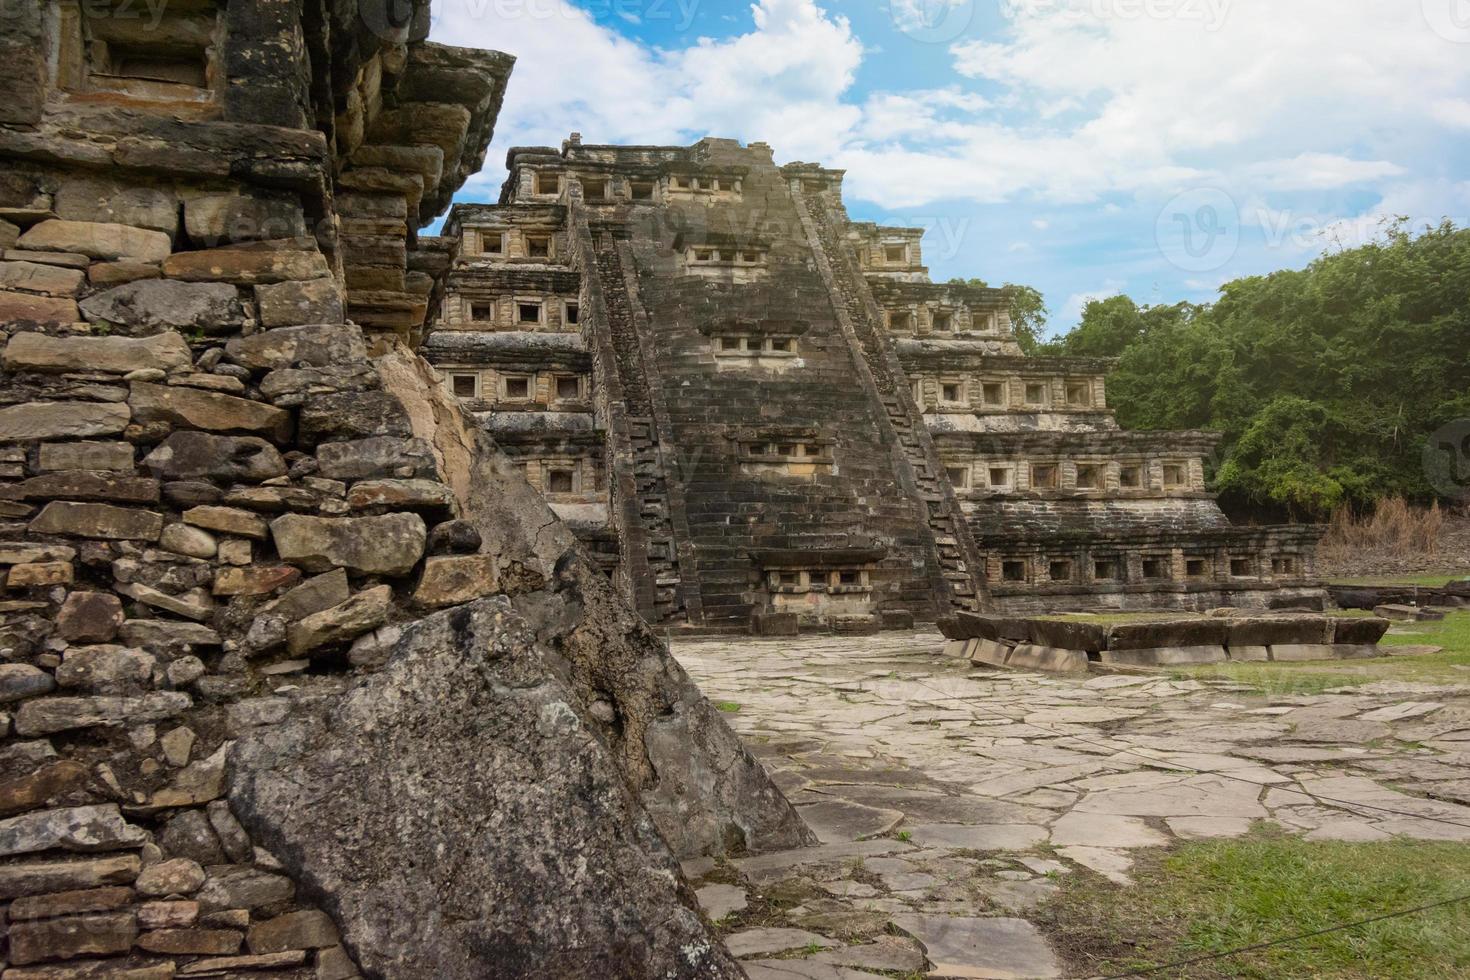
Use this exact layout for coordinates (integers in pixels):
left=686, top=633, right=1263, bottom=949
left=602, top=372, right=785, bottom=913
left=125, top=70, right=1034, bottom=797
left=428, top=138, right=1324, bottom=633
left=0, top=2, right=811, bottom=975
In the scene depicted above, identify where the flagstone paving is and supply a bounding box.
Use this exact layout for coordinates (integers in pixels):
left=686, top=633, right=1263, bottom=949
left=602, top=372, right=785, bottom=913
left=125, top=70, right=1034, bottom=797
left=672, top=630, right=1470, bottom=979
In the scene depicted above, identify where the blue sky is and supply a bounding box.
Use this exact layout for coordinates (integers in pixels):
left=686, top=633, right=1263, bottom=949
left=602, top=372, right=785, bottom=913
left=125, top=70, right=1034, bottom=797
left=431, top=0, right=1470, bottom=334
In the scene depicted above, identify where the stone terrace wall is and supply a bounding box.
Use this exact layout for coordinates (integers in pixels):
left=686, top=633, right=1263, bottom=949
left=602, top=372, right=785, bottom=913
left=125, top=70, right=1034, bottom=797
left=0, top=2, right=807, bottom=975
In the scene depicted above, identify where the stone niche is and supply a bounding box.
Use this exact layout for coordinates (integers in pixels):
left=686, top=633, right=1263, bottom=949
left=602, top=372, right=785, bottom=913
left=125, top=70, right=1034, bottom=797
left=54, top=0, right=223, bottom=109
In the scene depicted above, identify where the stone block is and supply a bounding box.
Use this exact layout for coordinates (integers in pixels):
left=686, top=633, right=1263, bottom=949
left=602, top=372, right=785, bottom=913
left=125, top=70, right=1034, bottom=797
left=136, top=858, right=207, bottom=897
left=0, top=540, right=77, bottom=563
left=287, top=585, right=393, bottom=655
left=941, top=639, right=967, bottom=658
left=1268, top=644, right=1338, bottom=662
left=831, top=615, right=881, bottom=635
left=1029, top=618, right=1107, bottom=651
left=137, top=927, right=244, bottom=955
left=213, top=565, right=302, bottom=597
left=298, top=390, right=413, bottom=447
left=347, top=478, right=456, bottom=511
left=139, top=900, right=201, bottom=930
left=8, top=884, right=134, bottom=921
left=143, top=431, right=287, bottom=482
left=880, top=609, right=915, bottom=630
left=14, top=692, right=191, bottom=736
left=194, top=865, right=294, bottom=913
left=1333, top=644, right=1381, bottom=660
left=263, top=569, right=352, bottom=622
left=29, top=502, right=164, bottom=541
left=55, top=646, right=155, bottom=693
left=1, top=471, right=160, bottom=504
left=1333, top=617, right=1390, bottom=644
left=8, top=911, right=139, bottom=965
left=0, top=663, right=56, bottom=703
left=1007, top=643, right=1089, bottom=673
left=255, top=277, right=345, bottom=327
left=0, top=804, right=150, bottom=858
left=1374, top=603, right=1440, bottom=622
left=0, top=401, right=131, bottom=442
left=1105, top=619, right=1228, bottom=651
left=184, top=505, right=270, bottom=539
left=161, top=241, right=330, bottom=284
left=226, top=323, right=367, bottom=371
left=5, top=330, right=193, bottom=377
left=0, top=260, right=85, bottom=296
left=0, top=290, right=80, bottom=325
left=56, top=592, right=125, bottom=643
left=270, top=512, right=426, bottom=576
left=1225, top=615, right=1333, bottom=646
left=80, top=279, right=244, bottom=334
left=751, top=611, right=799, bottom=636
left=1227, top=644, right=1270, bottom=662
left=1100, top=645, right=1228, bottom=666
left=967, top=638, right=1014, bottom=667
left=129, top=382, right=291, bottom=441
left=37, top=441, right=136, bottom=473
left=159, top=523, right=220, bottom=559
left=413, top=555, right=501, bottom=608
left=17, top=219, right=171, bottom=262
left=0, top=854, right=141, bottom=900
left=247, top=909, right=339, bottom=953
left=7, top=561, right=74, bottom=587
left=939, top=612, right=1031, bottom=642
left=54, top=176, right=178, bottom=235
left=118, top=620, right=221, bottom=648
left=315, top=436, right=437, bottom=479
left=89, top=259, right=163, bottom=287
left=183, top=192, right=307, bottom=245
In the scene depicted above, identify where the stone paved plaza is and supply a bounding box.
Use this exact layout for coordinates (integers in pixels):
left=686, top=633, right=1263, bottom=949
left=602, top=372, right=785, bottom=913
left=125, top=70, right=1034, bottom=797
left=671, top=631, right=1470, bottom=979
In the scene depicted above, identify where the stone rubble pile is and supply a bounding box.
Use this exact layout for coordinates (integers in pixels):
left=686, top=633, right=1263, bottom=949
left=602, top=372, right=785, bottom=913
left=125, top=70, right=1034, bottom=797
left=0, top=217, right=803, bottom=977
left=0, top=234, right=418, bottom=977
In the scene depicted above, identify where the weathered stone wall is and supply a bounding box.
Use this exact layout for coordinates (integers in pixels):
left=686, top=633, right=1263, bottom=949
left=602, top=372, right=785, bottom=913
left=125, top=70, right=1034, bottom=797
left=0, top=4, right=809, bottom=976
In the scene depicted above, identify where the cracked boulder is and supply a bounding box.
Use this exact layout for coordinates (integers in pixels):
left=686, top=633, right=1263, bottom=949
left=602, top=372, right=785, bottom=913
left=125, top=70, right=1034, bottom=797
left=229, top=597, right=744, bottom=980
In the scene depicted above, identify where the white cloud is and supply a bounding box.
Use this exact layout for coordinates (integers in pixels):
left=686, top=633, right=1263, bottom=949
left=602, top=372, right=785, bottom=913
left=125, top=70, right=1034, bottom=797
left=1242, top=154, right=1407, bottom=192
left=429, top=0, right=1467, bottom=298
left=431, top=0, right=863, bottom=191
left=1059, top=279, right=1125, bottom=322
left=932, top=0, right=1470, bottom=206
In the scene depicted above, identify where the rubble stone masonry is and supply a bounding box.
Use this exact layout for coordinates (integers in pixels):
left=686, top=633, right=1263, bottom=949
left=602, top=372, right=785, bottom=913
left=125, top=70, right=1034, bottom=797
left=0, top=2, right=809, bottom=976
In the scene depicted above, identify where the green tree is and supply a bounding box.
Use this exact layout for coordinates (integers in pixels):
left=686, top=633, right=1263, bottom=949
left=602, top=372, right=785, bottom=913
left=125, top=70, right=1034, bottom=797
left=1038, top=219, right=1470, bottom=516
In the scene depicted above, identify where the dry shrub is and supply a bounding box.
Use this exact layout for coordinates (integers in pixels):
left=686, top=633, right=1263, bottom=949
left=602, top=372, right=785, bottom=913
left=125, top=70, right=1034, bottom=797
left=1320, top=497, right=1442, bottom=558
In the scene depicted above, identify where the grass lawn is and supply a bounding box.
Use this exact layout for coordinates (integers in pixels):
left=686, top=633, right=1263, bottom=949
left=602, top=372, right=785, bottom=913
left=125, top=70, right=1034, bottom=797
left=1175, top=610, right=1470, bottom=690
left=1326, top=570, right=1470, bottom=587
left=1041, top=829, right=1470, bottom=978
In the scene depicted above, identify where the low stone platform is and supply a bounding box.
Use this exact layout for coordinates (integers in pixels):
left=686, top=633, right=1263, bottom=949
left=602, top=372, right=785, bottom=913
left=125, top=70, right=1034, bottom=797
left=939, top=611, right=1392, bottom=672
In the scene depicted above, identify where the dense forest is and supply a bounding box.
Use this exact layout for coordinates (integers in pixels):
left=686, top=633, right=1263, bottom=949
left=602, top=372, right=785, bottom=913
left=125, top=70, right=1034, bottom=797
left=959, top=220, right=1470, bottom=518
